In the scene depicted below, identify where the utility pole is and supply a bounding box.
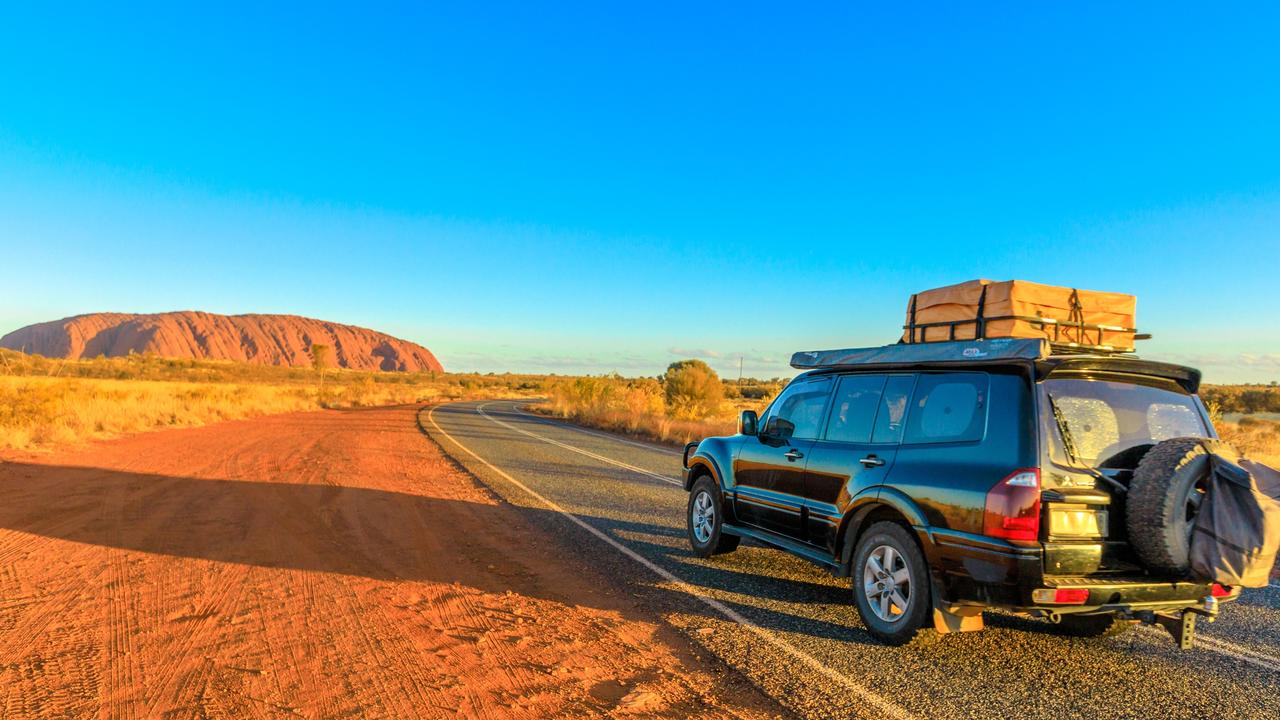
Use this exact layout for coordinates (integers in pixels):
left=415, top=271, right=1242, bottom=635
left=738, top=355, right=743, bottom=384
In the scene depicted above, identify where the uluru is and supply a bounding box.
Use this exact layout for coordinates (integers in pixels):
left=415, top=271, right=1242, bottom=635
left=0, top=311, right=444, bottom=372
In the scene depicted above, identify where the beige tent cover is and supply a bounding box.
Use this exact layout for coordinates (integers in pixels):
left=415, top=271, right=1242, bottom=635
left=902, top=279, right=1137, bottom=350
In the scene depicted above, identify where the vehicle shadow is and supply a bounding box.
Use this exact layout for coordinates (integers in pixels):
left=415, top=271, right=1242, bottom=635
left=618, top=536, right=854, bottom=603
left=0, top=460, right=870, bottom=644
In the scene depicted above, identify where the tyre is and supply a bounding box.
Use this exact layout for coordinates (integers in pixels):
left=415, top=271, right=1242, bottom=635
left=1126, top=437, right=1238, bottom=574
left=1053, top=612, right=1135, bottom=638
left=687, top=476, right=740, bottom=558
left=851, top=521, right=933, bottom=645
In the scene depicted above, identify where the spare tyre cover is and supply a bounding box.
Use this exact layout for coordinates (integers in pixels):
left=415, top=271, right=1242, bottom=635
left=1189, top=458, right=1280, bottom=588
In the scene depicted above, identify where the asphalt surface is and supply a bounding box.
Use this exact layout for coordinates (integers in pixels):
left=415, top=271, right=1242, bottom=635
left=424, top=399, right=1280, bottom=720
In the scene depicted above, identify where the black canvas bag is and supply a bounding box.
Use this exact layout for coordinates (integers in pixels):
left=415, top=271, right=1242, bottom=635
left=1189, top=455, right=1280, bottom=588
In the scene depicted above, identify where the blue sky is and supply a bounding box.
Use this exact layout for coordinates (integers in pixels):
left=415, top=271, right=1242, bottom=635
left=1, top=3, right=1278, bottom=382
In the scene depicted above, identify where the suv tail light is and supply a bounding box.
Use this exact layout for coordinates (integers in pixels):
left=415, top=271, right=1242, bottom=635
left=1031, top=588, right=1090, bottom=604
left=984, top=468, right=1041, bottom=542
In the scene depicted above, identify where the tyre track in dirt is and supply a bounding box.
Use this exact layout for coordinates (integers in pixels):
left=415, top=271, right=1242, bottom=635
left=0, top=405, right=787, bottom=719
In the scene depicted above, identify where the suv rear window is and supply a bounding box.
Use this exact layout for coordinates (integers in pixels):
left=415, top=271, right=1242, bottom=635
left=903, top=373, right=988, bottom=444
left=1042, top=377, right=1209, bottom=467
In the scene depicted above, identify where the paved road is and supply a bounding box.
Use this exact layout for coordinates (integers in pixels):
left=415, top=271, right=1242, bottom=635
left=425, top=399, right=1280, bottom=720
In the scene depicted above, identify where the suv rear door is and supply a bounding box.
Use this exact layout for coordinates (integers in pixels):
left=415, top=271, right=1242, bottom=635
left=886, top=371, right=1003, bottom=538
left=802, top=374, right=916, bottom=550
left=734, top=375, right=834, bottom=537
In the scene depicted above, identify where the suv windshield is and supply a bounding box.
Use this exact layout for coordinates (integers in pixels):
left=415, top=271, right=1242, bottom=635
left=1041, top=377, right=1209, bottom=468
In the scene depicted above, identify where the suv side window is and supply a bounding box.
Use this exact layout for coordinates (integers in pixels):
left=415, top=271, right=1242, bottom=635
left=824, top=374, right=886, bottom=443
left=871, top=374, right=917, bottom=444
left=763, top=376, right=834, bottom=440
left=903, top=373, right=988, bottom=444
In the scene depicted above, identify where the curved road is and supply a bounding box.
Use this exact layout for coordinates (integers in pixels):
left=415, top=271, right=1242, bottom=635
left=425, top=399, right=1280, bottom=720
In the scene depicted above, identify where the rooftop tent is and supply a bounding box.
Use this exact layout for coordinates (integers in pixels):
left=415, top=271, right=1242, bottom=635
left=790, top=338, right=1049, bottom=370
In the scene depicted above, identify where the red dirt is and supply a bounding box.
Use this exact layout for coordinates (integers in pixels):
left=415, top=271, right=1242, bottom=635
left=0, top=311, right=443, bottom=372
left=0, top=406, right=781, bottom=718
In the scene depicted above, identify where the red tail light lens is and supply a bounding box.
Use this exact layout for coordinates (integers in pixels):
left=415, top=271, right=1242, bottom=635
left=1211, top=583, right=1232, bottom=598
left=1030, top=587, right=1090, bottom=604
left=984, top=468, right=1041, bottom=542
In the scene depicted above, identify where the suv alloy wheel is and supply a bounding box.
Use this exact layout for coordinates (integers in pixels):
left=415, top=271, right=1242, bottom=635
left=852, top=522, right=933, bottom=645
left=687, top=476, right=741, bottom=557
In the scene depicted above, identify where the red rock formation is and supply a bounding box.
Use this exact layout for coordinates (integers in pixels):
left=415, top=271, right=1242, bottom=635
left=0, top=312, right=444, bottom=372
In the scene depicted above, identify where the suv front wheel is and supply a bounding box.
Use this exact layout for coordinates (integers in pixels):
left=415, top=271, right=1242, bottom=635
left=852, top=522, right=933, bottom=645
left=687, top=476, right=741, bottom=558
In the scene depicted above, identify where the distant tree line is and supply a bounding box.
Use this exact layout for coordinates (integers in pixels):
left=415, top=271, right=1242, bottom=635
left=1201, top=384, right=1280, bottom=415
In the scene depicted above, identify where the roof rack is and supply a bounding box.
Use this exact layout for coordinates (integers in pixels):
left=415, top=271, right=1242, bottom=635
left=790, top=339, right=1200, bottom=393
left=1045, top=341, right=1144, bottom=356
left=904, top=315, right=1148, bottom=351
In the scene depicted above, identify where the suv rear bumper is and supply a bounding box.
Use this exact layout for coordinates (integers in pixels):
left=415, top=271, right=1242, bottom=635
left=1018, top=575, right=1240, bottom=614
left=926, top=529, right=1240, bottom=614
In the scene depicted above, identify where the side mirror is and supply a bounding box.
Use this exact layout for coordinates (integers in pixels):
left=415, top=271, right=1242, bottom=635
left=738, top=410, right=759, bottom=436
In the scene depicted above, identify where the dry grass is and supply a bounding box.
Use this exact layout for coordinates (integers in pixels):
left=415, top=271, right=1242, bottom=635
left=0, top=349, right=543, bottom=452
left=534, top=374, right=764, bottom=447
left=0, top=376, right=315, bottom=450
left=1217, top=417, right=1280, bottom=467
left=16, top=345, right=1267, bottom=464
left=1201, top=384, right=1280, bottom=416
left=537, top=405, right=739, bottom=447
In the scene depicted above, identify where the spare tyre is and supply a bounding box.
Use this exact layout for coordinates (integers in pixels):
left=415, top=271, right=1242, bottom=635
left=1126, top=437, right=1238, bottom=574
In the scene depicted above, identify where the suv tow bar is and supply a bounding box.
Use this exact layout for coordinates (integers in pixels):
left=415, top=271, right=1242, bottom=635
left=1139, top=595, right=1219, bottom=650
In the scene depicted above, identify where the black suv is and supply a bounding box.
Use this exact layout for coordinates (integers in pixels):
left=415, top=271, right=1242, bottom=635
left=681, top=338, right=1239, bottom=646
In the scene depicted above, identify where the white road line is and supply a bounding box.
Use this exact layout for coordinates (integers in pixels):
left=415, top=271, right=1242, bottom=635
left=1196, top=635, right=1280, bottom=671
left=476, top=403, right=682, bottom=487
left=1142, top=627, right=1280, bottom=672
left=426, top=402, right=917, bottom=720
left=1133, top=626, right=1280, bottom=674
left=510, top=403, right=683, bottom=456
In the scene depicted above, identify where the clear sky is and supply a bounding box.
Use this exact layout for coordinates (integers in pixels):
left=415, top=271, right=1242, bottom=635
left=1, top=3, right=1278, bottom=383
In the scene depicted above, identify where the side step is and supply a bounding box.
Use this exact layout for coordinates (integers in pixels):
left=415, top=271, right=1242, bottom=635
left=721, top=522, right=841, bottom=570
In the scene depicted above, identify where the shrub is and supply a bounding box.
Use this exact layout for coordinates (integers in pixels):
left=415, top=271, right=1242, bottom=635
left=661, top=359, right=724, bottom=420
left=537, top=367, right=772, bottom=446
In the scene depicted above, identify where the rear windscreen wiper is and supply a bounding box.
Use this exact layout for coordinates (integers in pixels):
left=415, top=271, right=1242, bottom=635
left=1046, top=392, right=1079, bottom=462
left=1046, top=392, right=1127, bottom=494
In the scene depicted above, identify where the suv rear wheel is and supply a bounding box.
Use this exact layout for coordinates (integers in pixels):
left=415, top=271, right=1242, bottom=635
left=852, top=522, right=932, bottom=645
left=687, top=476, right=740, bottom=557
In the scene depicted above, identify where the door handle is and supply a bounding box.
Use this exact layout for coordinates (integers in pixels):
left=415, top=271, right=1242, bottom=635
left=784, top=449, right=804, bottom=461
left=859, top=455, right=886, bottom=468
